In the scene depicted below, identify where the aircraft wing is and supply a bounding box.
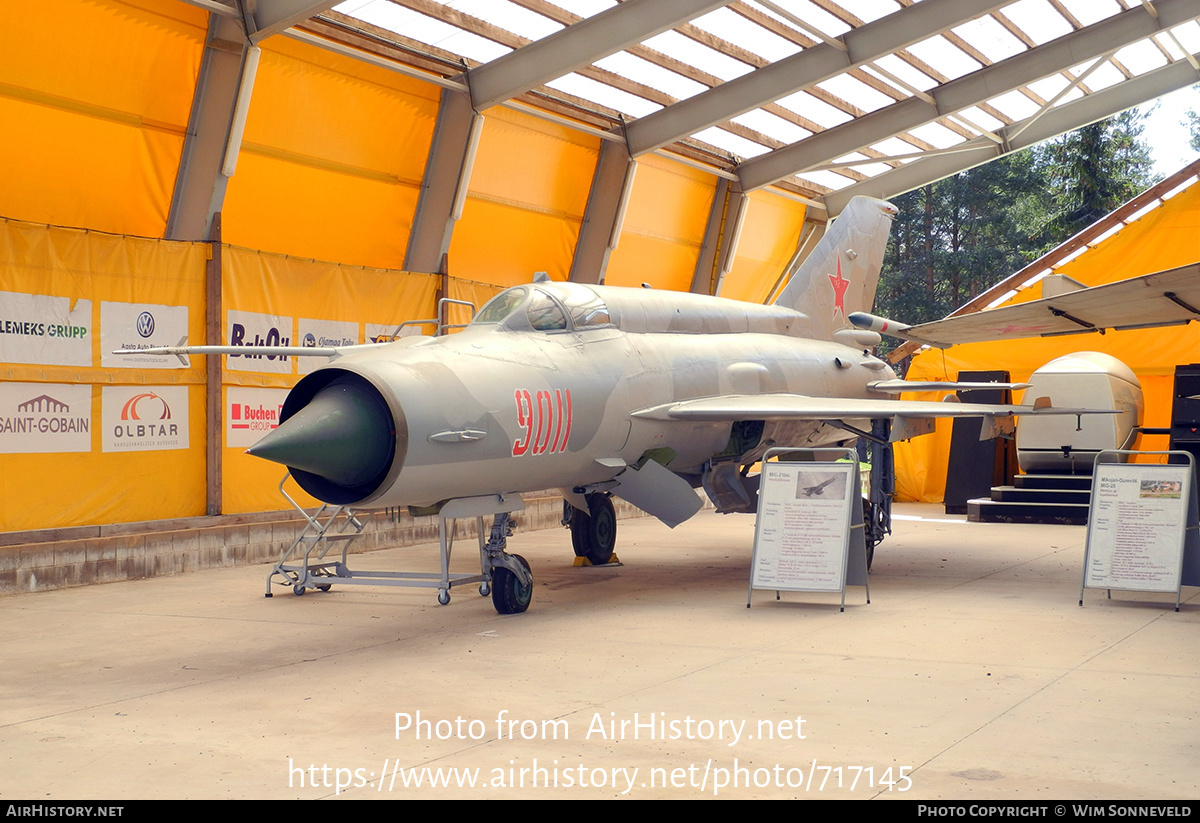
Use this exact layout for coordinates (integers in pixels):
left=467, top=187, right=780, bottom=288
left=866, top=264, right=1198, bottom=348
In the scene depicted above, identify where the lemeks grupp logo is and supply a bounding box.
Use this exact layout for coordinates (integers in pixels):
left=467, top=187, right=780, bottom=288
left=136, top=311, right=155, bottom=338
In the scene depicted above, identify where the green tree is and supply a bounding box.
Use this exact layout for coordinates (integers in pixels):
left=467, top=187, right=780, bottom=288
left=875, top=111, right=1155, bottom=329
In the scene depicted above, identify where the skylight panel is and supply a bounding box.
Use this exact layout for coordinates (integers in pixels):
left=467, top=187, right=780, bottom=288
left=544, top=73, right=663, bottom=118
left=1001, top=0, right=1072, bottom=47
left=451, top=1, right=563, bottom=42
left=692, top=127, right=771, bottom=159
left=1169, top=20, right=1200, bottom=53
left=1057, top=0, right=1122, bottom=28
left=904, top=122, right=966, bottom=150
left=641, top=31, right=755, bottom=82
left=775, top=90, right=854, bottom=129
left=834, top=0, right=902, bottom=26
left=984, top=89, right=1043, bottom=121
left=954, top=106, right=1004, bottom=133
left=732, top=109, right=813, bottom=144
left=553, top=0, right=616, bottom=17
left=951, top=16, right=1026, bottom=63
left=905, top=35, right=982, bottom=80
left=1064, top=60, right=1123, bottom=93
left=831, top=152, right=892, bottom=177
left=870, top=55, right=936, bottom=93
left=690, top=8, right=802, bottom=63
left=338, top=1, right=514, bottom=63
left=594, top=52, right=707, bottom=101
left=869, top=136, right=922, bottom=159
left=759, top=0, right=852, bottom=39
left=816, top=74, right=895, bottom=114
left=794, top=169, right=855, bottom=191
left=1112, top=40, right=1170, bottom=76
left=1025, top=73, right=1071, bottom=101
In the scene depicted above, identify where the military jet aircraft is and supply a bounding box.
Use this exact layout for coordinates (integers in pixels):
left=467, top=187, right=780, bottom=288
left=123, top=196, right=1124, bottom=614
left=800, top=477, right=837, bottom=498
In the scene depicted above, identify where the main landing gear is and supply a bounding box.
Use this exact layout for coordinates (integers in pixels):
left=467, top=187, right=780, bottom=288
left=566, top=492, right=616, bottom=566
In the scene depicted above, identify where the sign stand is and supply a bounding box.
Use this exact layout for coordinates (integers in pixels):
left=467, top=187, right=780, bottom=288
left=747, top=447, right=870, bottom=611
left=1080, top=450, right=1199, bottom=611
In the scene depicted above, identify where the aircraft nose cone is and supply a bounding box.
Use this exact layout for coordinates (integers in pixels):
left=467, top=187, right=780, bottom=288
left=248, top=377, right=394, bottom=488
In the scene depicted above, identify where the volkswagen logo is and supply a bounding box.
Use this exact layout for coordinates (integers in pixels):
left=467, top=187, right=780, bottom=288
left=136, top=311, right=155, bottom=338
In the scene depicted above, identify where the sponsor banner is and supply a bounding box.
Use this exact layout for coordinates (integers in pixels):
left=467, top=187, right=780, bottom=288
left=227, top=386, right=288, bottom=449
left=0, top=291, right=92, bottom=366
left=100, top=302, right=190, bottom=368
left=0, top=383, right=92, bottom=453
left=226, top=309, right=293, bottom=374
left=298, top=318, right=358, bottom=375
left=101, top=386, right=189, bottom=452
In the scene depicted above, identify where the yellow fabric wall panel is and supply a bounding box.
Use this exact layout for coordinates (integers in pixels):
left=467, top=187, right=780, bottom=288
left=448, top=108, right=598, bottom=286
left=221, top=36, right=440, bottom=269
left=450, top=198, right=580, bottom=287
left=467, top=108, right=598, bottom=218
left=224, top=152, right=421, bottom=276
left=0, top=221, right=209, bottom=530
left=606, top=154, right=716, bottom=290
left=604, top=233, right=699, bottom=292
left=719, top=191, right=806, bottom=304
left=0, top=0, right=204, bottom=235
left=894, top=186, right=1200, bottom=502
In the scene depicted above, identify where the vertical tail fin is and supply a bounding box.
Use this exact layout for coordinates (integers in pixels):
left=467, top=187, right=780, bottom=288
left=773, top=196, right=897, bottom=340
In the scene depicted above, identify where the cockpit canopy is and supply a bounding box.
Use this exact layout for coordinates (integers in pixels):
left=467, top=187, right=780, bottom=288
left=472, top=283, right=612, bottom=333
left=471, top=280, right=806, bottom=337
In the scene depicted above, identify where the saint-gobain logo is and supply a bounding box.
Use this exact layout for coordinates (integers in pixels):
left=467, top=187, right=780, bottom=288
left=136, top=311, right=155, bottom=338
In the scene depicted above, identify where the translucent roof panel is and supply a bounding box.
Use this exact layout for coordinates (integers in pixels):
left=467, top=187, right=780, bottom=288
left=594, top=52, right=708, bottom=102
left=690, top=7, right=803, bottom=63
left=310, top=0, right=1199, bottom=202
left=1000, top=0, right=1074, bottom=47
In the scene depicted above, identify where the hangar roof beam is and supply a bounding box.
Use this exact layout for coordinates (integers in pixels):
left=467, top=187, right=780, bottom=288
left=736, top=0, right=1200, bottom=193
left=623, top=0, right=1011, bottom=158
left=465, top=0, right=732, bottom=112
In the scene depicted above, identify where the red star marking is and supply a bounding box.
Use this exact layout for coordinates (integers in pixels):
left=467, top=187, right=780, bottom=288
left=828, top=258, right=851, bottom=318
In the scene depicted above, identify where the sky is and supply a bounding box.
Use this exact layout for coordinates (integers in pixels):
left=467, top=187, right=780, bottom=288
left=1135, top=84, right=1200, bottom=179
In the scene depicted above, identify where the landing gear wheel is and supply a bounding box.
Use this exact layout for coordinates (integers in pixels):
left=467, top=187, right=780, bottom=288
left=570, top=493, right=616, bottom=565
left=437, top=589, right=450, bottom=606
left=492, top=555, right=532, bottom=615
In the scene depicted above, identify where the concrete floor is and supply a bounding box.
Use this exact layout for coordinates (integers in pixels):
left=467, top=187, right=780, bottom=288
left=0, top=504, right=1195, bottom=800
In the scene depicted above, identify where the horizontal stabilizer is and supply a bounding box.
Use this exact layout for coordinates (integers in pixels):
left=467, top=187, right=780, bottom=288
left=898, top=264, right=1199, bottom=347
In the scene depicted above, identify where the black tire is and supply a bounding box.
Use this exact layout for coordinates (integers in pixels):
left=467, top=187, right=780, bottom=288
left=570, top=493, right=616, bottom=565
left=492, top=555, right=532, bottom=615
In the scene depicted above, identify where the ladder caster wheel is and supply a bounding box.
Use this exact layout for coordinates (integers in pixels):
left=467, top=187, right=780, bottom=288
left=437, top=590, right=450, bottom=605
left=293, top=584, right=306, bottom=596
left=317, top=584, right=331, bottom=592
left=479, top=583, right=490, bottom=597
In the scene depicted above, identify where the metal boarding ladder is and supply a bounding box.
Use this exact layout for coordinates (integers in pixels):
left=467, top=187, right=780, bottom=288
left=265, top=473, right=369, bottom=597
